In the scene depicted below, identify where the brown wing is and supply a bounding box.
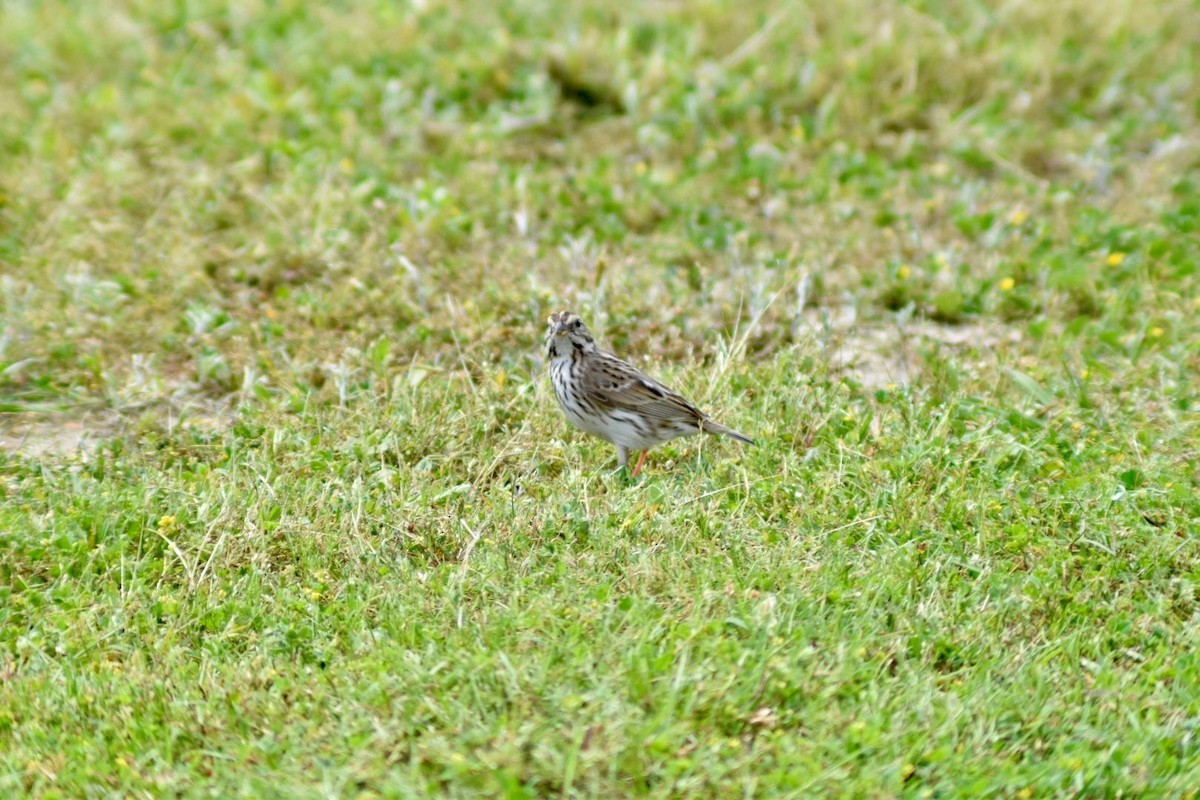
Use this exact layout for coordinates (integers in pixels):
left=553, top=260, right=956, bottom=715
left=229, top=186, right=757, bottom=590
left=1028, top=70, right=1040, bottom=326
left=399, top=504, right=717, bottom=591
left=582, top=353, right=705, bottom=423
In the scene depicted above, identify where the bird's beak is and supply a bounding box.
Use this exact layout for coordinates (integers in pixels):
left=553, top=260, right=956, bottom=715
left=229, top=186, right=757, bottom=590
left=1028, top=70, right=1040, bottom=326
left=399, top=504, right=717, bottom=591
left=553, top=321, right=568, bottom=336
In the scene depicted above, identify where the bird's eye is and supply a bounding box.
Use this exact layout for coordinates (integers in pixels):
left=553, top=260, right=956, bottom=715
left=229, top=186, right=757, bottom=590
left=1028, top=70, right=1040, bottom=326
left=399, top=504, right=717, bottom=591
left=572, top=320, right=581, bottom=329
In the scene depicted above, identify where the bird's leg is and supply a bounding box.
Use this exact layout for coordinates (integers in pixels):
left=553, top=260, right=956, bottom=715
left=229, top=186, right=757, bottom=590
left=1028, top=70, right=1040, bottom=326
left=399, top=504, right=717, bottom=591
left=631, top=450, right=649, bottom=477
left=616, top=445, right=629, bottom=472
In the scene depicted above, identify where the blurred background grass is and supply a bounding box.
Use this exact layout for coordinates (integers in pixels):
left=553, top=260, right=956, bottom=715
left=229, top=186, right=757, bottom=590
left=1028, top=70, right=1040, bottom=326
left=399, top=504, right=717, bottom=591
left=1, top=0, right=1196, bottom=412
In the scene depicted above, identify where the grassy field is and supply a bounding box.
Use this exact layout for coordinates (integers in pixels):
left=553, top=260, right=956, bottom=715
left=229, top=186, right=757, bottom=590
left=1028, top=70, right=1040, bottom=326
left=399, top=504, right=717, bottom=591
left=2, top=0, right=1198, bottom=796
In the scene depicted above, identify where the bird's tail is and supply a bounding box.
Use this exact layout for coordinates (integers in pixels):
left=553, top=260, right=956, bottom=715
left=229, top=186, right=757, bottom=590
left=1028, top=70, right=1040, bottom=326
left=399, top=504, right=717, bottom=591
left=702, top=419, right=754, bottom=446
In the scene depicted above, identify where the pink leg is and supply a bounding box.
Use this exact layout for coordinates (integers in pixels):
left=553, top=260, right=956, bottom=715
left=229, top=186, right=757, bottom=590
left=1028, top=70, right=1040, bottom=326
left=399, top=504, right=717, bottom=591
left=631, top=450, right=649, bottom=477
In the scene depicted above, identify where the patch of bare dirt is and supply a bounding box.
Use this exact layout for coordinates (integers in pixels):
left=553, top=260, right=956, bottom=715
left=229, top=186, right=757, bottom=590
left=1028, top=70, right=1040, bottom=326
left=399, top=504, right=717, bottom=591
left=0, top=412, right=122, bottom=458
left=1, top=403, right=233, bottom=460
left=801, top=305, right=1023, bottom=390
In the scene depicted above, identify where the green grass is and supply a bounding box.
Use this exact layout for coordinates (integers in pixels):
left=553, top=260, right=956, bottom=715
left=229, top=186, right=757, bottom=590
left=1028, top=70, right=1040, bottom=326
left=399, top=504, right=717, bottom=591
left=2, top=0, right=1199, bottom=796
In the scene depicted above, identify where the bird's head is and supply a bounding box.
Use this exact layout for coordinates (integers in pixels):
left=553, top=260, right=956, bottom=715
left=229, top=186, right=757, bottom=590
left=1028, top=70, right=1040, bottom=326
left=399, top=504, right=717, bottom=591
left=545, top=310, right=597, bottom=359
